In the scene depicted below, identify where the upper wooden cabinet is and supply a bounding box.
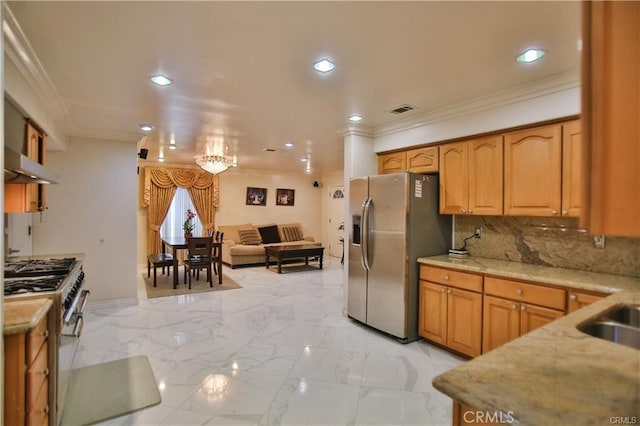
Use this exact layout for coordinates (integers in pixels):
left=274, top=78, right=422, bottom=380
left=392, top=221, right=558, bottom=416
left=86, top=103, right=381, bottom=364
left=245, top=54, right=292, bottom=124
left=440, top=136, right=503, bottom=215
left=378, top=151, right=406, bottom=174
left=406, top=146, right=438, bottom=173
left=4, top=122, right=47, bottom=213
left=561, top=120, right=582, bottom=218
left=378, top=146, right=439, bottom=174
left=582, top=1, right=640, bottom=237
left=504, top=124, right=563, bottom=216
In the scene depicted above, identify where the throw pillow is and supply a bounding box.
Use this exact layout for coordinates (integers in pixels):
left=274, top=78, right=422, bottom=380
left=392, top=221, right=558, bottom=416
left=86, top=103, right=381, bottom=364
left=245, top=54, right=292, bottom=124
left=238, top=228, right=262, bottom=245
left=257, top=225, right=281, bottom=244
left=281, top=225, right=303, bottom=242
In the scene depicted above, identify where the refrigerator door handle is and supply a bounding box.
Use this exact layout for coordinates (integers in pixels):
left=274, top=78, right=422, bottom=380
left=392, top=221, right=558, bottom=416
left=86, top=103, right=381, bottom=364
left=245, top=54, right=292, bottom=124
left=361, top=197, right=372, bottom=271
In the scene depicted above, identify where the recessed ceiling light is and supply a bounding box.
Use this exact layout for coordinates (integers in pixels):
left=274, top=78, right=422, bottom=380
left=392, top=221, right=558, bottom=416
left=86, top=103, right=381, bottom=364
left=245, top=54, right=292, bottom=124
left=284, top=142, right=294, bottom=148
left=168, top=144, right=177, bottom=150
left=301, top=157, right=308, bottom=162
left=313, top=59, right=335, bottom=73
left=516, top=48, right=545, bottom=64
left=348, top=114, right=363, bottom=122
left=139, top=124, right=154, bottom=132
left=150, top=74, right=173, bottom=86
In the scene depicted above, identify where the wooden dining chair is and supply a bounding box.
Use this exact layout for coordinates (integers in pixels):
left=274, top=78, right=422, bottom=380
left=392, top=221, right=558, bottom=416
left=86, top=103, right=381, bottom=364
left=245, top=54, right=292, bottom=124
left=212, top=231, right=224, bottom=277
left=183, top=236, right=214, bottom=289
left=147, top=252, right=174, bottom=287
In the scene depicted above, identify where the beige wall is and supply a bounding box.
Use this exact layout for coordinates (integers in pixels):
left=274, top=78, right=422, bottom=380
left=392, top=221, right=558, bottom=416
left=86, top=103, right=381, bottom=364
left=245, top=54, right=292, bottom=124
left=32, top=137, right=139, bottom=304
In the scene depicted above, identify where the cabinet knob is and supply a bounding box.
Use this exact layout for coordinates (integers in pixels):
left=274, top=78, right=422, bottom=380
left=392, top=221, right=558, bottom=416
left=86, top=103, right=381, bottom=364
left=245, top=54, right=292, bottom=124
left=521, top=305, right=527, bottom=311
left=551, top=210, right=558, bottom=215
left=42, top=406, right=50, bottom=414
left=569, top=294, right=577, bottom=301
left=42, top=330, right=49, bottom=339
left=444, top=275, right=449, bottom=281
left=461, top=208, right=466, bottom=213
left=42, top=368, right=50, bottom=377
left=441, top=287, right=447, bottom=292
left=516, top=289, right=523, bottom=296
left=468, top=209, right=473, bottom=214
left=447, top=289, right=452, bottom=294
left=511, top=304, right=518, bottom=310
left=562, top=210, right=568, bottom=216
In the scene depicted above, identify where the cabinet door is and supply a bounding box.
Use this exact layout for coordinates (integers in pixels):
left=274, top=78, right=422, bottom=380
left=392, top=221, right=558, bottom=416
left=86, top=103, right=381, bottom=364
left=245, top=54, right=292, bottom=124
left=519, top=304, right=564, bottom=335
left=447, top=288, right=483, bottom=357
left=419, top=281, right=447, bottom=345
left=439, top=142, right=469, bottom=214
left=568, top=290, right=605, bottom=313
left=504, top=124, right=562, bottom=216
left=469, top=135, right=503, bottom=215
left=482, top=295, right=520, bottom=353
left=378, top=152, right=406, bottom=174
left=582, top=1, right=640, bottom=237
left=562, top=120, right=582, bottom=218
left=406, top=146, right=438, bottom=173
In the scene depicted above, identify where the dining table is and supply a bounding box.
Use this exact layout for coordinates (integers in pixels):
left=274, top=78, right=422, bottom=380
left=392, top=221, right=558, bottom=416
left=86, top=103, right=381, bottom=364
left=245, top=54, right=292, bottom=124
left=161, top=236, right=223, bottom=289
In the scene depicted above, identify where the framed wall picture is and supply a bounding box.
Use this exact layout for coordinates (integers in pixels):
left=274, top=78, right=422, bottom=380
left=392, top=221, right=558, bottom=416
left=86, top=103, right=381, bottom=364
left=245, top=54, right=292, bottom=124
left=276, top=188, right=295, bottom=206
left=246, top=187, right=267, bottom=206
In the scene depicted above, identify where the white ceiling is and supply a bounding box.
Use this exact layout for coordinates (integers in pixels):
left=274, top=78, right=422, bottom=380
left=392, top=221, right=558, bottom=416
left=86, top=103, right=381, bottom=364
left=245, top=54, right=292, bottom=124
left=5, top=1, right=581, bottom=174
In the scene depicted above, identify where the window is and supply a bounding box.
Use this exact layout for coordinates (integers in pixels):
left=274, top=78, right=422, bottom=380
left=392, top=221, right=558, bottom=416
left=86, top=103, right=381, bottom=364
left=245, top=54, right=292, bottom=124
left=160, top=188, right=203, bottom=237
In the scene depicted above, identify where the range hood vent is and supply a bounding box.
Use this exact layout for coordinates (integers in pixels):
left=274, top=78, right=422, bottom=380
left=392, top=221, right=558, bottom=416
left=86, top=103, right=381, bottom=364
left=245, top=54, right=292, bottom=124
left=4, top=147, right=59, bottom=184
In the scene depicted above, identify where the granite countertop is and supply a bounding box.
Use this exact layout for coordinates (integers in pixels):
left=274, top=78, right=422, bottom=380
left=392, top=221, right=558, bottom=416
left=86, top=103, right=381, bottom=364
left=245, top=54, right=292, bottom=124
left=4, top=299, right=53, bottom=335
left=418, top=254, right=639, bottom=293
left=419, top=255, right=640, bottom=425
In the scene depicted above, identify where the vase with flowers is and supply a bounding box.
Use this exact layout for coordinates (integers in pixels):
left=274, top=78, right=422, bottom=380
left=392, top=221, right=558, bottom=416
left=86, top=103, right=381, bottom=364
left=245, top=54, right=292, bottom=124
left=183, top=209, right=196, bottom=239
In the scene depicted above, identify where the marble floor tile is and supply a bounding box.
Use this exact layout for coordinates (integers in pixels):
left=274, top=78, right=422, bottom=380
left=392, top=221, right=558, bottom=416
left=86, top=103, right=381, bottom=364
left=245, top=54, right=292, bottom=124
left=79, top=257, right=463, bottom=425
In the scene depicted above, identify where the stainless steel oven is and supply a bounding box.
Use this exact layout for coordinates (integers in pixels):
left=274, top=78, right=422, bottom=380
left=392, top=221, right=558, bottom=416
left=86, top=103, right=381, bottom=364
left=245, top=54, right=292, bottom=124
left=4, top=256, right=88, bottom=425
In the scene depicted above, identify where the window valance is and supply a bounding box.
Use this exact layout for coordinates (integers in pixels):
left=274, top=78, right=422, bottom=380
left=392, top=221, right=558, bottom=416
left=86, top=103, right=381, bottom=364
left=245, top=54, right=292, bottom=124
left=143, top=167, right=219, bottom=208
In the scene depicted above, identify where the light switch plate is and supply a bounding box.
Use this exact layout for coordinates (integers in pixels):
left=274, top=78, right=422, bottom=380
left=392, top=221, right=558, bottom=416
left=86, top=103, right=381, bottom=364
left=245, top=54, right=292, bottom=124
left=593, top=235, right=606, bottom=249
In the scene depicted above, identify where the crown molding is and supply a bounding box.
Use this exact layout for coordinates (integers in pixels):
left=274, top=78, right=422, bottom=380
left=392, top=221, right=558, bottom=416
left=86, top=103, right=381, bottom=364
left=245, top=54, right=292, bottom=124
left=374, top=70, right=580, bottom=138
left=340, top=124, right=375, bottom=138
left=3, top=3, right=70, bottom=129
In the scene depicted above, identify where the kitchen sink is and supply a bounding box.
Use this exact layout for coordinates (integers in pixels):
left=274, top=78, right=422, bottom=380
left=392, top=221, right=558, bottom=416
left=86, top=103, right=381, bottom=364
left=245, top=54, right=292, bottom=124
left=578, top=305, right=640, bottom=350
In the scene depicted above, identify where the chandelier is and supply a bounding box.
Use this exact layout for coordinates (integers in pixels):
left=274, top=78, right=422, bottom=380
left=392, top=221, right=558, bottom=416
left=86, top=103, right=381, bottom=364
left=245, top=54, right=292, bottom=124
left=195, top=153, right=234, bottom=175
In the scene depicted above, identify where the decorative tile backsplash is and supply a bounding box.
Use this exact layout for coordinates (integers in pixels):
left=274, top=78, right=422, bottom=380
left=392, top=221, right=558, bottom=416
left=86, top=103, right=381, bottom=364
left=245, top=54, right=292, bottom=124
left=454, top=216, right=640, bottom=278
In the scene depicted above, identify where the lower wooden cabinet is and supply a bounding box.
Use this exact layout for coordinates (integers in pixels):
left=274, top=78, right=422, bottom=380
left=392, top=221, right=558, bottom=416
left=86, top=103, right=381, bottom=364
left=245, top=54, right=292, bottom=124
left=567, top=289, right=606, bottom=312
left=4, top=310, right=51, bottom=425
left=419, top=266, right=483, bottom=357
left=482, top=277, right=565, bottom=353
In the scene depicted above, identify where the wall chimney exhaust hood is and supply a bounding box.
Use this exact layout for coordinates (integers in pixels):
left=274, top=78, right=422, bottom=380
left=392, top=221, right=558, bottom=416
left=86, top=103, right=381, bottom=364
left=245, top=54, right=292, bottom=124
left=4, top=147, right=59, bottom=184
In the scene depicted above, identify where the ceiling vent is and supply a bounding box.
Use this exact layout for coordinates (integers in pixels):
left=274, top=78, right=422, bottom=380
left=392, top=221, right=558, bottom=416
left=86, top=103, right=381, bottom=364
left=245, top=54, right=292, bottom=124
left=262, top=148, right=276, bottom=152
left=388, top=104, right=416, bottom=115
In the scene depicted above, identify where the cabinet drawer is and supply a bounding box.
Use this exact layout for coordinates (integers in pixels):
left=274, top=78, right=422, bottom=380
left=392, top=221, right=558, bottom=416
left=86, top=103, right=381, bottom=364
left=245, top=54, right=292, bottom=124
left=27, top=378, right=49, bottom=426
left=485, top=277, right=566, bottom=310
left=26, top=318, right=48, bottom=365
left=27, top=341, right=49, bottom=400
left=420, top=265, right=483, bottom=293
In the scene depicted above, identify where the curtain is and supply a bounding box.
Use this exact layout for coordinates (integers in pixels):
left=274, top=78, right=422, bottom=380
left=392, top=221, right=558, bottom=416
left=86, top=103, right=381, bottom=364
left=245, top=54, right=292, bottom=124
left=144, top=167, right=219, bottom=255
left=160, top=188, right=204, bottom=238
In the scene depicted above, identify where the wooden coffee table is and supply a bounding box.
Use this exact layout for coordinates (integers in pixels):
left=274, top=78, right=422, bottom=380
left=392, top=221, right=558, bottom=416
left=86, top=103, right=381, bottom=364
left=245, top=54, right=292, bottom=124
left=265, top=244, right=325, bottom=273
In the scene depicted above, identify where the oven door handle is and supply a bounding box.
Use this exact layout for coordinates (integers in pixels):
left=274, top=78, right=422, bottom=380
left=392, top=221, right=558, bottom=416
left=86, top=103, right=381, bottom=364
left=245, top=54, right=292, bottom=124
left=64, top=289, right=90, bottom=325
left=62, top=314, right=84, bottom=338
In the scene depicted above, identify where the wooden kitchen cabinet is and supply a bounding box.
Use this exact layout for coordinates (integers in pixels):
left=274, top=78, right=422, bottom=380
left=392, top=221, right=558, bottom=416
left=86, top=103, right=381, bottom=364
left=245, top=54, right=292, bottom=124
left=561, top=120, right=582, bottom=218
left=4, top=303, right=52, bottom=426
left=567, top=289, right=606, bottom=313
left=504, top=123, right=563, bottom=216
left=378, top=146, right=439, bottom=174
left=378, top=151, right=406, bottom=174
left=439, top=136, right=503, bottom=215
left=581, top=1, right=640, bottom=237
left=406, top=146, right=438, bottom=173
left=419, top=266, right=483, bottom=357
left=482, top=277, right=565, bottom=353
left=4, top=122, right=48, bottom=213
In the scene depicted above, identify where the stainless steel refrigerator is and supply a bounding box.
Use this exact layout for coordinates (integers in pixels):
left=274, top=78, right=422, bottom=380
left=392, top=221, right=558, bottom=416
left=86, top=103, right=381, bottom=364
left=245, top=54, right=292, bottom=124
left=348, top=172, right=451, bottom=342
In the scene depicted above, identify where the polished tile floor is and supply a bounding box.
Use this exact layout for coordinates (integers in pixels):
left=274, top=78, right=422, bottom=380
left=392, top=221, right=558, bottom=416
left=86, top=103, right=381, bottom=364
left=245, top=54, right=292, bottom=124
left=76, top=257, right=464, bottom=425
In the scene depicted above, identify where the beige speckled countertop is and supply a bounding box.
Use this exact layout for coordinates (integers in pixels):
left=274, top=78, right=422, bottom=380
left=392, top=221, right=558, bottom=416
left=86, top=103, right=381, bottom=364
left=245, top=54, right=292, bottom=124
left=4, top=299, right=53, bottom=335
left=418, top=255, right=640, bottom=425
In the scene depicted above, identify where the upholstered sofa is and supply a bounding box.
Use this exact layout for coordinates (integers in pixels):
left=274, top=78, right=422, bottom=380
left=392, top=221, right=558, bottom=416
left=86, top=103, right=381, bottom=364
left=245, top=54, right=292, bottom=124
left=217, top=223, right=319, bottom=268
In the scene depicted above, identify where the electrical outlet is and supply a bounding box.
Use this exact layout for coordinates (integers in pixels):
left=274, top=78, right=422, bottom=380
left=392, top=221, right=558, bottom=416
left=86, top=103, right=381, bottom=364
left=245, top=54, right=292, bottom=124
left=593, top=235, right=606, bottom=249
left=474, top=226, right=482, bottom=239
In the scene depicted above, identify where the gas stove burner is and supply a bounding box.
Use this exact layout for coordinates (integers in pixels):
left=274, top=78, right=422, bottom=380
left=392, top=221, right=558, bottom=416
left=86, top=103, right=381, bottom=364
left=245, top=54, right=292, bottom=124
left=4, top=275, right=66, bottom=296
left=4, top=257, right=77, bottom=278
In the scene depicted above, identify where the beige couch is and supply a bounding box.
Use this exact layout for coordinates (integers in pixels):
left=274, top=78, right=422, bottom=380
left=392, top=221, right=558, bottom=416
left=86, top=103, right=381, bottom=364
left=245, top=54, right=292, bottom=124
left=217, top=223, right=319, bottom=268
